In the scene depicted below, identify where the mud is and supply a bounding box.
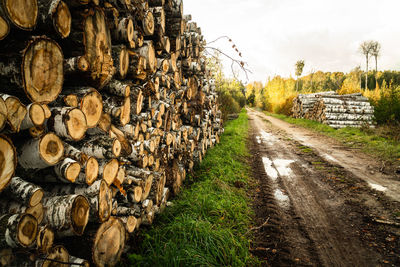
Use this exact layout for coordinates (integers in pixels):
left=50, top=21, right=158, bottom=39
left=248, top=109, right=400, bottom=266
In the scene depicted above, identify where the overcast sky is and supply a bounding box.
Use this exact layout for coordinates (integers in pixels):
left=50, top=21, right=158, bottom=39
left=183, top=0, right=400, bottom=83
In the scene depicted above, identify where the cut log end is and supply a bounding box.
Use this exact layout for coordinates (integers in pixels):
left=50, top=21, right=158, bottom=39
left=66, top=108, right=87, bottom=141
left=71, top=195, right=90, bottom=236
left=18, top=213, right=38, bottom=247
left=102, top=159, right=119, bottom=185
left=0, top=15, right=9, bottom=40
left=92, top=217, right=126, bottom=267
left=98, top=180, right=112, bottom=222
left=42, top=245, right=69, bottom=267
left=23, top=37, right=64, bottom=103
left=85, top=157, right=99, bottom=185
left=29, top=103, right=45, bottom=126
left=36, top=225, right=54, bottom=254
left=80, top=89, right=103, bottom=128
left=0, top=136, right=16, bottom=192
left=39, top=132, right=64, bottom=166
left=4, top=0, right=38, bottom=30
left=120, top=97, right=131, bottom=126
left=29, top=189, right=44, bottom=207
left=54, top=0, right=71, bottom=38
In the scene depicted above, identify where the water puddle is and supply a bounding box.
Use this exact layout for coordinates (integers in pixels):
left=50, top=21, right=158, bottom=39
left=274, top=189, right=290, bottom=208
left=262, top=157, right=278, bottom=180
left=273, top=159, right=294, bottom=177
left=368, top=182, right=387, bottom=192
left=260, top=130, right=278, bottom=145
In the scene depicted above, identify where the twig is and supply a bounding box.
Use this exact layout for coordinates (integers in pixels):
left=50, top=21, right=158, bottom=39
left=246, top=217, right=270, bottom=235
left=372, top=218, right=400, bottom=227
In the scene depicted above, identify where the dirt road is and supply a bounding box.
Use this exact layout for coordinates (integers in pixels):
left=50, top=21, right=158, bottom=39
left=248, top=109, right=400, bottom=266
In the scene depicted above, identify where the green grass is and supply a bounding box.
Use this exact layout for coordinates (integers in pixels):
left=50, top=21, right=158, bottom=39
left=268, top=113, right=400, bottom=161
left=127, top=109, right=258, bottom=267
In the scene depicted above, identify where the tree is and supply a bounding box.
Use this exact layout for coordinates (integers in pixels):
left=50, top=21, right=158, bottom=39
left=295, top=60, right=305, bottom=91
left=359, top=41, right=374, bottom=90
left=371, top=41, right=381, bottom=88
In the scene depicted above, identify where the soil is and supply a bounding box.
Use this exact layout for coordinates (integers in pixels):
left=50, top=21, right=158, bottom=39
left=247, top=108, right=400, bottom=266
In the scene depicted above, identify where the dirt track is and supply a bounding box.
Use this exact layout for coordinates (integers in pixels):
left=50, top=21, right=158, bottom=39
left=248, top=109, right=400, bottom=266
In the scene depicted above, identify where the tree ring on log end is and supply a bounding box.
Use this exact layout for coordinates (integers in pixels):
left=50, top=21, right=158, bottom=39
left=98, top=179, right=112, bottom=222
left=0, top=15, right=9, bottom=40
left=92, top=218, right=125, bottom=266
left=0, top=135, right=16, bottom=192
left=29, top=188, right=43, bottom=207
left=39, top=132, right=64, bottom=166
left=80, top=89, right=102, bottom=128
left=120, top=46, right=129, bottom=79
left=0, top=97, right=6, bottom=131
left=66, top=161, right=81, bottom=183
left=18, top=213, right=38, bottom=247
left=23, top=37, right=64, bottom=103
left=71, top=195, right=89, bottom=236
left=143, top=10, right=154, bottom=36
left=66, top=108, right=87, bottom=141
left=112, top=139, right=121, bottom=157
left=103, top=159, right=118, bottom=185
left=120, top=97, right=130, bottom=126
left=126, top=18, right=134, bottom=44
left=29, top=103, right=45, bottom=126
left=84, top=8, right=113, bottom=88
left=3, top=0, right=38, bottom=30
left=85, top=156, right=98, bottom=185
left=26, top=202, right=44, bottom=224
left=53, top=1, right=71, bottom=38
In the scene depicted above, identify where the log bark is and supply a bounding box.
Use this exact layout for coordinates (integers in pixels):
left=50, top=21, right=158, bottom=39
left=1, top=176, right=43, bottom=207
left=42, top=194, right=90, bottom=237
left=0, top=200, right=44, bottom=224
left=80, top=135, right=122, bottom=159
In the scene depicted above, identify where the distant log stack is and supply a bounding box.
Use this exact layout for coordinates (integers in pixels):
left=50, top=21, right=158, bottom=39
left=0, top=0, right=223, bottom=266
left=292, top=92, right=375, bottom=128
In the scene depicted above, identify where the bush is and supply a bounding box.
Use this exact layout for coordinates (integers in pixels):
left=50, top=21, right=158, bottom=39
left=218, top=92, right=241, bottom=121
left=372, top=86, right=400, bottom=125
left=275, top=95, right=295, bottom=116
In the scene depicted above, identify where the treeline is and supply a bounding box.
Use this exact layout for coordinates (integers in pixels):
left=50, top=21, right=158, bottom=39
left=246, top=69, right=400, bottom=125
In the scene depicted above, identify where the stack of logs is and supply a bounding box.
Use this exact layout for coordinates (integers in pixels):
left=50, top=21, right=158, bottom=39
left=291, top=91, right=336, bottom=118
left=0, top=0, right=223, bottom=266
left=292, top=92, right=375, bottom=128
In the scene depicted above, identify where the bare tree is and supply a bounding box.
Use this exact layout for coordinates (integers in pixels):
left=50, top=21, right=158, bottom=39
left=371, top=41, right=381, bottom=88
left=359, top=41, right=374, bottom=90
left=295, top=60, right=305, bottom=91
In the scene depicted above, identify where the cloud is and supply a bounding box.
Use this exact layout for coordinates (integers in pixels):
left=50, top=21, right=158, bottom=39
left=184, top=0, right=400, bottom=82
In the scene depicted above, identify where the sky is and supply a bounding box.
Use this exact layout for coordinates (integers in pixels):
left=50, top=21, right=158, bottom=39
left=183, top=0, right=400, bottom=83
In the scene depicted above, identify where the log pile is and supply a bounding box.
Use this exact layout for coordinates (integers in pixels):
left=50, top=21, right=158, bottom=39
left=291, top=91, right=336, bottom=118
left=0, top=0, right=223, bottom=266
left=292, top=92, right=375, bottom=128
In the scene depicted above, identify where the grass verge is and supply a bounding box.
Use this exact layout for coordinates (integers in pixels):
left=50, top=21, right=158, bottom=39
left=127, top=109, right=258, bottom=266
left=268, top=112, right=400, bottom=162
